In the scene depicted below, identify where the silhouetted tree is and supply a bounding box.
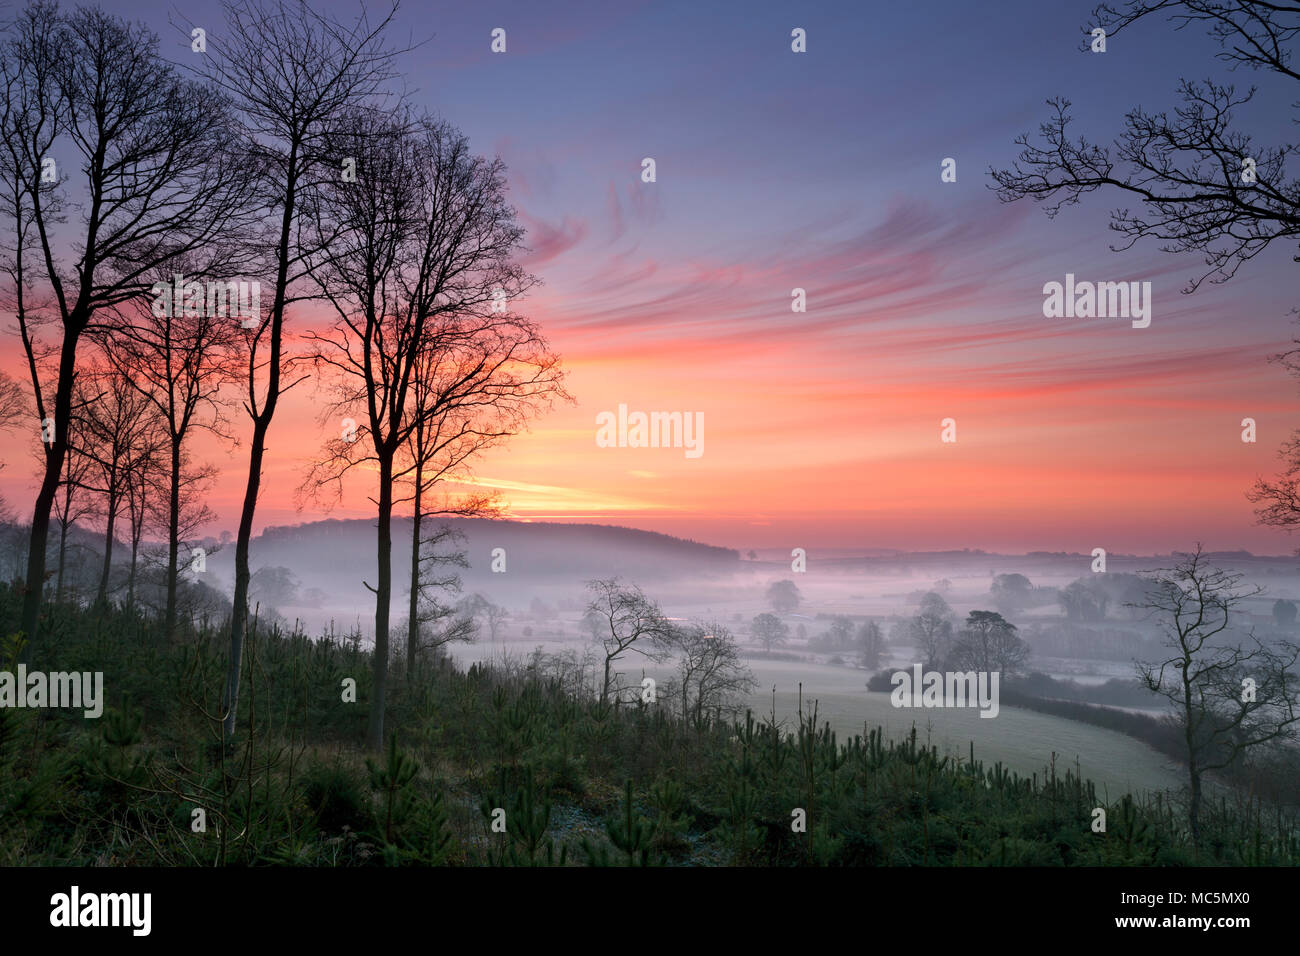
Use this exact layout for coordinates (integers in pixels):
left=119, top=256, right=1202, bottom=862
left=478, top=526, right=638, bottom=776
left=302, top=109, right=564, bottom=749
left=0, top=1, right=253, bottom=644
left=0, top=371, right=30, bottom=523
left=950, top=610, right=1030, bottom=676
left=1132, top=544, right=1300, bottom=846
left=397, top=308, right=558, bottom=672
left=122, top=417, right=167, bottom=612
left=196, top=0, right=406, bottom=742
left=132, top=457, right=220, bottom=626
left=993, top=1, right=1300, bottom=292
left=49, top=410, right=95, bottom=601
left=101, top=278, right=239, bottom=639
left=1249, top=339, right=1300, bottom=536
left=403, top=523, right=476, bottom=675
left=0, top=370, right=26, bottom=433
left=671, top=622, right=756, bottom=724
left=455, top=592, right=503, bottom=643
left=68, top=365, right=157, bottom=604
left=585, top=578, right=674, bottom=704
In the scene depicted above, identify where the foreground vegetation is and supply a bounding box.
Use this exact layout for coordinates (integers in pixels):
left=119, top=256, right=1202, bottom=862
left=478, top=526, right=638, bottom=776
left=2, top=585, right=1297, bottom=866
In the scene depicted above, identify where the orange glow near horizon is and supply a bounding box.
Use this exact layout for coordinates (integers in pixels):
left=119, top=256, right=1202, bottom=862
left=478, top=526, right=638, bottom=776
left=3, top=183, right=1297, bottom=556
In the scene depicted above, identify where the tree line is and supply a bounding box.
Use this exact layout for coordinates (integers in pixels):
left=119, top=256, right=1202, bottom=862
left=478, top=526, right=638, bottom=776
left=0, top=0, right=568, bottom=751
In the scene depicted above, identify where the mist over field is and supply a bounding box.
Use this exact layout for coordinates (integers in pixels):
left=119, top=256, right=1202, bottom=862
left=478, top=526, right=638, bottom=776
left=157, top=517, right=1294, bottom=797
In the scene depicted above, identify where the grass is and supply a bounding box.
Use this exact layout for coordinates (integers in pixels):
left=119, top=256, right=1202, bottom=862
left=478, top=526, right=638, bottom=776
left=456, top=646, right=1187, bottom=797
left=3, top=587, right=1296, bottom=867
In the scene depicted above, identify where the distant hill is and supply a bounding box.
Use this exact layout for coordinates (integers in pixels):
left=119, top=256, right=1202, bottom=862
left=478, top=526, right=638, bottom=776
left=201, top=517, right=740, bottom=608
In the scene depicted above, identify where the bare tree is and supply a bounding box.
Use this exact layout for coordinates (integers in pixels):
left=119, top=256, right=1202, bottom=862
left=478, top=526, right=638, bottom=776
left=484, top=601, right=509, bottom=643
left=0, top=369, right=26, bottom=433
left=585, top=578, right=675, bottom=705
left=192, top=0, right=406, bottom=742
left=1132, top=544, right=1300, bottom=846
left=0, top=370, right=31, bottom=519
left=751, top=612, right=789, bottom=654
left=991, top=1, right=1299, bottom=291
left=671, top=622, right=757, bottom=725
left=1249, top=419, right=1300, bottom=535
left=122, top=414, right=167, bottom=612
left=1248, top=334, right=1300, bottom=536
left=0, top=1, right=254, bottom=644
left=99, top=278, right=239, bottom=639
left=908, top=591, right=955, bottom=668
left=302, top=110, right=565, bottom=749
left=403, top=523, right=477, bottom=674
left=68, top=364, right=157, bottom=604
left=399, top=339, right=510, bottom=674
left=50, top=409, right=95, bottom=601
left=455, top=594, right=507, bottom=643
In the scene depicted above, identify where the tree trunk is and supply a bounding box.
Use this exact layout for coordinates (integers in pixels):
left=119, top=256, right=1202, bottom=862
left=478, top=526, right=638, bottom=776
left=406, top=459, right=422, bottom=678
left=127, top=530, right=139, bottom=612
left=368, top=454, right=395, bottom=750
left=1181, top=653, right=1200, bottom=848
left=55, top=510, right=68, bottom=601
left=55, top=449, right=75, bottom=602
left=165, top=441, right=180, bottom=642
left=20, top=322, right=80, bottom=645
left=21, top=462, right=58, bottom=640
left=224, top=413, right=270, bottom=741
left=224, top=154, right=295, bottom=744
left=97, top=492, right=117, bottom=604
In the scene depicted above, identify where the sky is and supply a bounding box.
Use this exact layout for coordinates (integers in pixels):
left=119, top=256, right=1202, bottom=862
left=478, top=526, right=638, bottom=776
left=3, top=0, right=1299, bottom=555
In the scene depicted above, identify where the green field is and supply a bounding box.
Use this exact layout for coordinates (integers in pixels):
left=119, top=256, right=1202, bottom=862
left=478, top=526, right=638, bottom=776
left=456, top=642, right=1186, bottom=798
left=738, top=658, right=1184, bottom=798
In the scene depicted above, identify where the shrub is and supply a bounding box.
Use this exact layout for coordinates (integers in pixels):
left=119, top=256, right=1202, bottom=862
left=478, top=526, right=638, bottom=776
left=302, top=758, right=370, bottom=834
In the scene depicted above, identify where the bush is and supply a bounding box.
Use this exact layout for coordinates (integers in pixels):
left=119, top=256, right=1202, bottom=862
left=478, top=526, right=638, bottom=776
left=302, top=758, right=370, bottom=834
left=866, top=669, right=895, bottom=692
